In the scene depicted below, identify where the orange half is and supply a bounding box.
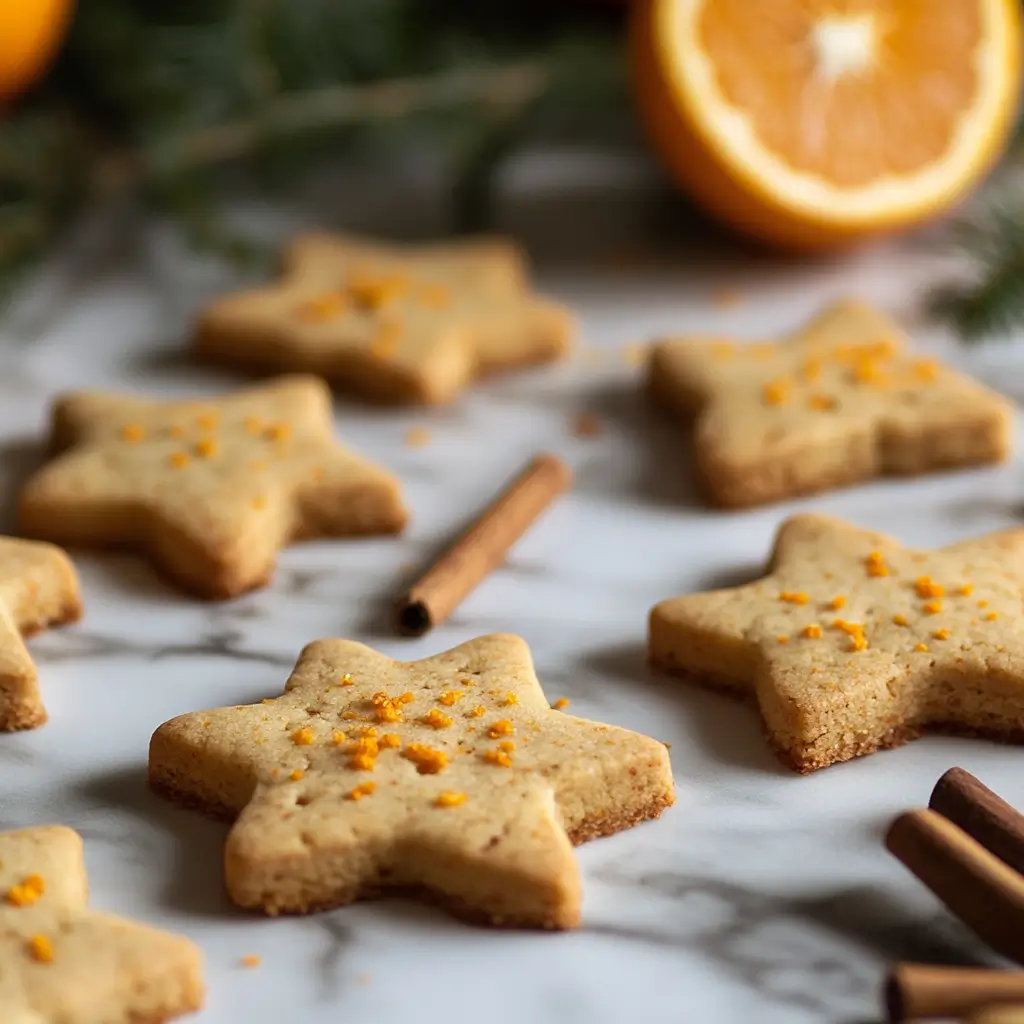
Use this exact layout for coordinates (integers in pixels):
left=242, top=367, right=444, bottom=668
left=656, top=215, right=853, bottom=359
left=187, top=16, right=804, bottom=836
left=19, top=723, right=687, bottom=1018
left=631, top=0, right=1023, bottom=250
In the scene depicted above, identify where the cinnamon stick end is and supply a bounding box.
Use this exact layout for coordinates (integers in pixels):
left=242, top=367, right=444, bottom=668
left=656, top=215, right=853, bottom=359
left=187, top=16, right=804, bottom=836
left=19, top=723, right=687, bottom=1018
left=396, top=598, right=432, bottom=637
left=883, top=968, right=908, bottom=1022
left=929, top=766, right=974, bottom=810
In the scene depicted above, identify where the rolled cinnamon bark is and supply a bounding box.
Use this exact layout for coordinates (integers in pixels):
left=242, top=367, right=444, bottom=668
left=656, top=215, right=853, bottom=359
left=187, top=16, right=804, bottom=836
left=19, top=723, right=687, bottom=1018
left=967, top=1006, right=1024, bottom=1024
left=396, top=454, right=572, bottom=636
left=930, top=767, right=1024, bottom=877
left=886, top=963, right=1024, bottom=1021
left=886, top=810, right=1024, bottom=966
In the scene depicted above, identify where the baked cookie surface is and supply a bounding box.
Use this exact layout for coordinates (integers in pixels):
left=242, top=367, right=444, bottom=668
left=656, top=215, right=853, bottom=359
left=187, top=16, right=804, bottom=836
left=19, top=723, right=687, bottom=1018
left=647, top=300, right=1013, bottom=507
left=0, top=825, right=203, bottom=1023
left=650, top=514, right=1024, bottom=772
left=195, top=232, right=574, bottom=404
left=18, top=375, right=407, bottom=599
left=0, top=538, right=80, bottom=731
left=149, top=634, right=674, bottom=929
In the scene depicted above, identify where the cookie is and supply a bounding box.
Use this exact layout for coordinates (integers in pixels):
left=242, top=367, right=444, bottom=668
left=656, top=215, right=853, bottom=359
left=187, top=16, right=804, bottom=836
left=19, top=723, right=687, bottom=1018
left=194, top=231, right=574, bottom=404
left=0, top=825, right=203, bottom=1023
left=0, top=538, right=81, bottom=731
left=149, top=634, right=674, bottom=928
left=18, top=375, right=407, bottom=599
left=646, top=300, right=1013, bottom=507
left=650, top=513, right=1024, bottom=772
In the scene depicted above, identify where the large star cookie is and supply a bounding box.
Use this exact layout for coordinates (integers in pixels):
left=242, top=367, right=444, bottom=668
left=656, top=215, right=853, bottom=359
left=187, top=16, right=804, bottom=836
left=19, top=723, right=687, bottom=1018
left=194, top=232, right=574, bottom=404
left=650, top=514, right=1024, bottom=772
left=149, top=634, right=675, bottom=928
left=0, top=538, right=80, bottom=731
left=647, top=300, right=1013, bottom=507
left=0, top=826, right=203, bottom=1023
left=18, top=375, right=407, bottom=599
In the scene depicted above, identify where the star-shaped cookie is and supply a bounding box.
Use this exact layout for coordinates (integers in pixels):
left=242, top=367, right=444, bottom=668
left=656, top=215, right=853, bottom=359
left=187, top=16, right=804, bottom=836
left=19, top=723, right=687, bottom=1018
left=650, top=514, right=1024, bottom=772
left=0, top=538, right=80, bottom=731
left=17, top=375, right=407, bottom=599
left=194, top=232, right=574, bottom=404
left=647, top=300, right=1013, bottom=507
left=0, top=826, right=203, bottom=1023
left=149, top=634, right=675, bottom=928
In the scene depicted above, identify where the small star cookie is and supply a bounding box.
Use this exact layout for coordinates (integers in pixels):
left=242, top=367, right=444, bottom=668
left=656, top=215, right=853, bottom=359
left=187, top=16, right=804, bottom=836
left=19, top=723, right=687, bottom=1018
left=0, top=538, right=80, bottom=731
left=194, top=232, right=574, bottom=404
left=650, top=514, right=1024, bottom=772
left=647, top=300, right=1013, bottom=507
left=0, top=826, right=203, bottom=1023
left=149, top=634, right=675, bottom=928
left=18, top=375, right=407, bottom=599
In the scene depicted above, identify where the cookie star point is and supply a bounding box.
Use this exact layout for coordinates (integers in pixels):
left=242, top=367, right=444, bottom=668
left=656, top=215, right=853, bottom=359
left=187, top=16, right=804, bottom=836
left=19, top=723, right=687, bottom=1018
left=149, top=633, right=674, bottom=929
left=0, top=537, right=81, bottom=731
left=651, top=515, right=1024, bottom=772
left=647, top=301, right=1013, bottom=507
left=18, top=376, right=407, bottom=599
left=0, top=825, right=203, bottom=1024
left=194, top=233, right=573, bottom=405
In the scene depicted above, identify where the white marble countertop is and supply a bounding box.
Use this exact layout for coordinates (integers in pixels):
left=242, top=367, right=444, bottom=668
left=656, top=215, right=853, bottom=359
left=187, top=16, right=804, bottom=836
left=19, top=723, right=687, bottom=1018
left=2, top=162, right=1023, bottom=1023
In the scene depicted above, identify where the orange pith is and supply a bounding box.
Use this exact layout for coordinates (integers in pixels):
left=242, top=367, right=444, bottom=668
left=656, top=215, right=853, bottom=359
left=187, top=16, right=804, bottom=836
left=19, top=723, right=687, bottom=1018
left=631, top=0, right=1023, bottom=250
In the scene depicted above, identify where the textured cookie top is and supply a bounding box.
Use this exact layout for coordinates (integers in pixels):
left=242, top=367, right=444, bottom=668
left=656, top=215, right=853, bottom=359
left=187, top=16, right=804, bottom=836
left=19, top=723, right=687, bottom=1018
left=651, top=514, right=1024, bottom=768
left=195, top=232, right=573, bottom=404
left=648, top=300, right=1013, bottom=489
left=0, top=826, right=202, bottom=1023
left=150, top=634, right=675, bottom=927
left=18, top=375, right=407, bottom=598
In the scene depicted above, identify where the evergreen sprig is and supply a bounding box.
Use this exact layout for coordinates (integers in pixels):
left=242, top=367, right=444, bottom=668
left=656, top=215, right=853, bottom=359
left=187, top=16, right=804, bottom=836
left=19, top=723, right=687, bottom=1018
left=0, top=0, right=628, bottom=291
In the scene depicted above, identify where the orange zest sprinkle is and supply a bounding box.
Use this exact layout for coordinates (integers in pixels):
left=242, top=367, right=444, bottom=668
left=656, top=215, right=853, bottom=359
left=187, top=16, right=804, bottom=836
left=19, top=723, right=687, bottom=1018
left=829, top=595, right=847, bottom=610
left=27, top=935, right=53, bottom=963
left=339, top=673, right=354, bottom=686
left=6, top=874, right=45, bottom=907
left=241, top=955, right=261, bottom=968
left=348, top=274, right=405, bottom=310
left=119, top=424, right=145, bottom=442
left=398, top=692, right=414, bottom=705
left=371, top=691, right=404, bottom=723
left=421, top=709, right=453, bottom=729
left=777, top=635, right=789, bottom=644
left=356, top=726, right=378, bottom=738
left=169, top=452, right=189, bottom=468
left=932, top=628, right=951, bottom=640
left=762, top=378, right=790, bottom=406
left=801, top=358, right=822, bottom=382
left=379, top=733, right=401, bottom=749
left=438, top=691, right=465, bottom=707
left=332, top=730, right=346, bottom=745
left=914, top=643, right=929, bottom=653
left=922, top=600, right=943, bottom=615
left=892, top=614, right=909, bottom=627
left=402, top=743, right=449, bottom=774
left=291, top=727, right=315, bottom=746
left=865, top=551, right=889, bottom=577
left=552, top=698, right=571, bottom=710
left=264, top=422, right=291, bottom=442
left=914, top=359, right=939, bottom=382
left=779, top=591, right=809, bottom=605
left=487, top=719, right=514, bottom=739
left=467, top=705, right=486, bottom=718
left=346, top=782, right=377, bottom=801
left=298, top=293, right=346, bottom=321
left=832, top=618, right=868, bottom=651
left=434, top=791, right=467, bottom=808
left=957, top=583, right=974, bottom=596
left=985, top=611, right=999, bottom=621
left=978, top=599, right=990, bottom=609
left=195, top=437, right=217, bottom=458
left=289, top=769, right=304, bottom=781
left=915, top=576, right=945, bottom=599
left=502, top=692, right=519, bottom=706
left=498, top=741, right=515, bottom=753
left=243, top=416, right=263, bottom=434
left=348, top=736, right=379, bottom=771
left=807, top=393, right=836, bottom=411
left=482, top=749, right=513, bottom=768
left=802, top=624, right=822, bottom=639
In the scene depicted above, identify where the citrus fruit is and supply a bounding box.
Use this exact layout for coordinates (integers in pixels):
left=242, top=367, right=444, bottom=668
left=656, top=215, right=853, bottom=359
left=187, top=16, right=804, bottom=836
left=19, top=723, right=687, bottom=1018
left=0, top=0, right=74, bottom=100
left=631, top=0, right=1023, bottom=250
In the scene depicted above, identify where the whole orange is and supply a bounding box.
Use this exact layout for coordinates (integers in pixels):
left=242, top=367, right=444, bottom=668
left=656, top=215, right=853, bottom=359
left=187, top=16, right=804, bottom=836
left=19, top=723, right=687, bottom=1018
left=0, top=0, right=74, bottom=100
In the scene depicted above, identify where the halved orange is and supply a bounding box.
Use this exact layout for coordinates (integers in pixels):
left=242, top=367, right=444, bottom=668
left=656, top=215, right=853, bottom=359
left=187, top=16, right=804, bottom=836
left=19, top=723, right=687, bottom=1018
left=0, top=0, right=74, bottom=100
left=631, top=0, right=1023, bottom=250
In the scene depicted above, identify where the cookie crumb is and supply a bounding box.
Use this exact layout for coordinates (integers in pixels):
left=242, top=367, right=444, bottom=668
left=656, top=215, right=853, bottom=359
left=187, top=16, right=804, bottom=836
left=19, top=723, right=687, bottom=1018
left=570, top=412, right=601, bottom=438
left=404, top=427, right=430, bottom=448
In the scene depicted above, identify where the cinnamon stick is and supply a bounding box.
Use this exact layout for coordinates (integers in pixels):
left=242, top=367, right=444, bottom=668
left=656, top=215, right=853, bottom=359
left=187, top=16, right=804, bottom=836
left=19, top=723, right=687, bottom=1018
left=885, top=809, right=1024, bottom=966
left=930, top=767, right=1024, bottom=877
left=886, top=964, right=1024, bottom=1021
left=968, top=1007, right=1024, bottom=1024
left=396, top=454, right=572, bottom=636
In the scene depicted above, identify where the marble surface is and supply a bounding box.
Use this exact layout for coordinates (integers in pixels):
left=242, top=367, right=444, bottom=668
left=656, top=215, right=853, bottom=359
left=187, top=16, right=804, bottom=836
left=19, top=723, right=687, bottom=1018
left=2, top=174, right=1024, bottom=1023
